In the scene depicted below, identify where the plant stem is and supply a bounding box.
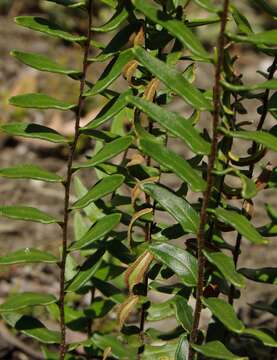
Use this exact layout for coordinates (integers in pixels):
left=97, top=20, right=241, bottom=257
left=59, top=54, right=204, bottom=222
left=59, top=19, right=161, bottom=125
left=188, top=1, right=229, bottom=358
left=207, top=95, right=238, bottom=239
left=228, top=54, right=277, bottom=305
left=137, top=116, right=154, bottom=360
left=59, top=2, right=93, bottom=359
left=137, top=223, right=152, bottom=359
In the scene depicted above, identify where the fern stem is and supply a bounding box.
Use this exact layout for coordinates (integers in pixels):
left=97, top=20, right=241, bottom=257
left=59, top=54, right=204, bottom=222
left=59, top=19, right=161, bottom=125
left=228, top=54, right=277, bottom=305
left=188, top=1, right=229, bottom=358
left=59, top=2, right=93, bottom=358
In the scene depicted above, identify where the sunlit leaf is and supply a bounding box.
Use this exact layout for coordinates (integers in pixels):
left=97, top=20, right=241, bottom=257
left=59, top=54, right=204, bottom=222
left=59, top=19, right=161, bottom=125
left=225, top=130, right=277, bottom=152
left=221, top=79, right=277, bottom=92
left=74, top=135, right=133, bottom=169
left=91, top=333, right=136, bottom=359
left=74, top=212, right=89, bottom=241
left=9, top=93, right=76, bottom=110
left=140, top=138, right=206, bottom=192
left=11, top=50, right=81, bottom=76
left=85, top=49, right=134, bottom=96
left=128, top=96, right=210, bottom=155
left=133, top=0, right=210, bottom=60
left=242, top=328, right=277, bottom=347
left=142, top=183, right=199, bottom=234
left=89, top=23, right=140, bottom=63
left=231, top=6, right=253, bottom=34
left=0, top=205, right=60, bottom=224
left=238, top=173, right=257, bottom=199
left=150, top=242, right=198, bottom=286
left=83, top=90, right=132, bottom=129
left=192, top=0, right=219, bottom=12
left=147, top=300, right=175, bottom=321
left=0, top=293, right=56, bottom=312
left=0, top=248, right=58, bottom=265
left=175, top=335, right=189, bottom=360
left=91, top=277, right=125, bottom=304
left=239, top=267, right=277, bottom=285
left=268, top=92, right=277, bottom=119
left=73, top=176, right=104, bottom=221
left=70, top=213, right=121, bottom=250
left=0, top=123, right=67, bottom=143
left=192, top=341, right=247, bottom=359
left=142, top=343, right=177, bottom=359
left=15, top=16, right=86, bottom=42
left=15, top=315, right=61, bottom=344
left=202, top=297, right=245, bottom=333
left=84, top=297, right=115, bottom=318
left=187, top=16, right=220, bottom=27
left=91, top=7, right=128, bottom=32
left=173, top=295, right=193, bottom=332
left=132, top=46, right=213, bottom=111
left=66, top=249, right=104, bottom=292
left=71, top=175, right=124, bottom=209
left=227, top=30, right=277, bottom=45
left=204, top=250, right=245, bottom=288
left=47, top=0, right=86, bottom=7
left=211, top=207, right=267, bottom=244
left=0, top=164, right=63, bottom=183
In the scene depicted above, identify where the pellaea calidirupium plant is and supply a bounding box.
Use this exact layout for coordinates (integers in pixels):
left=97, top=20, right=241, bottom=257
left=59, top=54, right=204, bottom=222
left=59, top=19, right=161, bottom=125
left=0, top=0, right=277, bottom=359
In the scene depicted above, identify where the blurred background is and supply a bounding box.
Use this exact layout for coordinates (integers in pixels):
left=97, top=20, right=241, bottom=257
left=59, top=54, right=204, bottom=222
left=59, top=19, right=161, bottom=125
left=0, top=0, right=276, bottom=358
